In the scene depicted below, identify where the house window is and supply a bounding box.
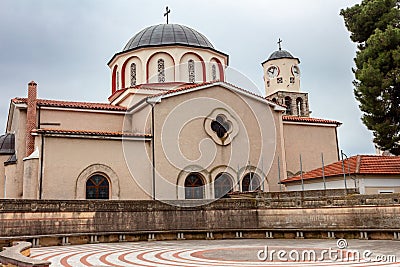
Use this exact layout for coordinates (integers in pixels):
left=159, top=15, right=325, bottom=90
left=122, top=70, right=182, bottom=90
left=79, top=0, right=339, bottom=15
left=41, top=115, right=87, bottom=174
left=212, top=64, right=217, bottom=81
left=158, top=59, right=165, bottom=83
left=242, top=172, right=261, bottom=192
left=277, top=77, right=283, bottom=83
left=211, top=115, right=231, bottom=139
left=214, top=173, right=233, bottom=198
left=378, top=190, right=394, bottom=194
left=130, top=63, right=136, bottom=86
left=86, top=174, right=109, bottom=199
left=185, top=173, right=204, bottom=199
left=188, top=59, right=195, bottom=83
left=290, top=77, right=295, bottom=83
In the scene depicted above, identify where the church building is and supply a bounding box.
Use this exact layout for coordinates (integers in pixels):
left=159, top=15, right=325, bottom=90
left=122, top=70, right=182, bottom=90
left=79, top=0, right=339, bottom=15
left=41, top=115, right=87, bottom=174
left=0, top=23, right=341, bottom=200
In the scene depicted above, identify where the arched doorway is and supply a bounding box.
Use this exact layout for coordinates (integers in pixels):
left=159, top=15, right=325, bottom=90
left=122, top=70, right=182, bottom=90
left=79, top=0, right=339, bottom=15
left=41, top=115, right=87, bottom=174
left=242, top=172, right=261, bottom=192
left=86, top=174, right=110, bottom=199
left=185, top=173, right=204, bottom=199
left=214, top=173, right=234, bottom=198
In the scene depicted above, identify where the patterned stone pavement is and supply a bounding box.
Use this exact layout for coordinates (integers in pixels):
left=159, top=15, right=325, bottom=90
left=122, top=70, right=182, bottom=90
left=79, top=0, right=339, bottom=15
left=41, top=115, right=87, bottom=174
left=31, top=239, right=400, bottom=266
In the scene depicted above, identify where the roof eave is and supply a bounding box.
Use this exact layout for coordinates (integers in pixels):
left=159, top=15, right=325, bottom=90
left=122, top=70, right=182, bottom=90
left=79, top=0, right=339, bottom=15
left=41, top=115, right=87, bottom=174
left=261, top=57, right=300, bottom=66
left=107, top=44, right=230, bottom=67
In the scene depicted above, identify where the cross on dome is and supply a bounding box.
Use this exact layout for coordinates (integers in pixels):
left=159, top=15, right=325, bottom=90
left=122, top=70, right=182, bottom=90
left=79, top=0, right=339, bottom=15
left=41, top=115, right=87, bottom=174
left=277, top=38, right=283, bottom=50
left=164, top=6, right=171, bottom=24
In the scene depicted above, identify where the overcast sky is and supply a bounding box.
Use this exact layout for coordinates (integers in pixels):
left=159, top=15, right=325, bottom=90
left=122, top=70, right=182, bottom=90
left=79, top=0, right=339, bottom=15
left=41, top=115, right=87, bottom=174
left=0, top=0, right=375, bottom=156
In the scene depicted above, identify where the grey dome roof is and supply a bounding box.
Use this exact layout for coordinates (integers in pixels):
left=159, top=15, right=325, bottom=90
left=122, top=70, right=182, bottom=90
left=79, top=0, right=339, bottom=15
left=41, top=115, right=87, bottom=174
left=262, top=49, right=299, bottom=65
left=123, top=24, right=214, bottom=52
left=267, top=49, right=295, bottom=61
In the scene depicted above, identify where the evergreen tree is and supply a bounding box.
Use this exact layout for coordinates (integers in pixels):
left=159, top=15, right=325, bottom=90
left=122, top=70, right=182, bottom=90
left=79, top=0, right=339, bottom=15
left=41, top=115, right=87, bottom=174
left=341, top=0, right=400, bottom=155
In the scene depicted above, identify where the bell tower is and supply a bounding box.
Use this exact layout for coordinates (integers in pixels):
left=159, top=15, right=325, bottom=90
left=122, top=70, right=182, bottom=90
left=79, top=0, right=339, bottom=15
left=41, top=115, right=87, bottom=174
left=262, top=40, right=310, bottom=117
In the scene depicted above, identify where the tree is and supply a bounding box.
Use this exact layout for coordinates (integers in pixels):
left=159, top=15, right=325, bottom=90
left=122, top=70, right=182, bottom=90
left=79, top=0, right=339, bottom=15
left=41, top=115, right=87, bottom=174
left=341, top=0, right=400, bottom=155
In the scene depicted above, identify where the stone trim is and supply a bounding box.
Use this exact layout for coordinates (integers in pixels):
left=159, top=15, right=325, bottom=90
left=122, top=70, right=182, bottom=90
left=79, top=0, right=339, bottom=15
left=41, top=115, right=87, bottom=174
left=75, top=164, right=120, bottom=200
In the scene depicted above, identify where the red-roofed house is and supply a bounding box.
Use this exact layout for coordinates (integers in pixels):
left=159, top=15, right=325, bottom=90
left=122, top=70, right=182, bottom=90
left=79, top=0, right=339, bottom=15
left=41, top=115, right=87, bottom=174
left=0, top=23, right=343, bottom=200
left=281, top=155, right=400, bottom=194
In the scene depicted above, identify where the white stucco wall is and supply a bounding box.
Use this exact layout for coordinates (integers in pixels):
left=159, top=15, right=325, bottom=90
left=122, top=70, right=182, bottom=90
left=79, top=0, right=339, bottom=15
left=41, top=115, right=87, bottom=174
left=284, top=175, right=400, bottom=194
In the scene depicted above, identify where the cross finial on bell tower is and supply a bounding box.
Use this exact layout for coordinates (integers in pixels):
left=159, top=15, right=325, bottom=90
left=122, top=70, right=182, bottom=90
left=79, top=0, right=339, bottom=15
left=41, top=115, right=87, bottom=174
left=277, top=38, right=282, bottom=50
left=164, top=6, right=171, bottom=24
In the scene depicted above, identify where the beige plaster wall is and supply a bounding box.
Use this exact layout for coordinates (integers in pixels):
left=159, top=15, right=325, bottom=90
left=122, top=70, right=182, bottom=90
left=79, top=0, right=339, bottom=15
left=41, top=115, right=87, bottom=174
left=22, top=157, right=39, bottom=199
left=39, top=108, right=125, bottom=133
left=283, top=122, right=339, bottom=175
left=128, top=105, right=152, bottom=134
left=5, top=108, right=26, bottom=198
left=4, top=164, right=17, bottom=199
left=40, top=136, right=152, bottom=200
left=150, top=85, right=285, bottom=199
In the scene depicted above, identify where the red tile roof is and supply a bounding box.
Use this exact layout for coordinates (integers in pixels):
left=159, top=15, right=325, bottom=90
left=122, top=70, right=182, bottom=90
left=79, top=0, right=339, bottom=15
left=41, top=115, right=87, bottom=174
left=108, top=83, right=186, bottom=102
left=12, top=98, right=127, bottom=111
left=283, top=115, right=341, bottom=125
left=281, top=155, right=400, bottom=183
left=33, top=128, right=150, bottom=138
left=149, top=81, right=213, bottom=98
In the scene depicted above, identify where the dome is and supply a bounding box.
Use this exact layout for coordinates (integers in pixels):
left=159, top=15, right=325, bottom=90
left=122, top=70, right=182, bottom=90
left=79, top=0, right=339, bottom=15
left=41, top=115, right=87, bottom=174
left=0, top=133, right=15, bottom=155
left=123, top=24, right=215, bottom=52
left=267, top=49, right=295, bottom=61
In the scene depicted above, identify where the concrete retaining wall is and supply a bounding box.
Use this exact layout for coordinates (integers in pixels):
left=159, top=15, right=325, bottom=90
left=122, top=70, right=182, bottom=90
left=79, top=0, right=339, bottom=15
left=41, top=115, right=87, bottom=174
left=1, top=191, right=400, bottom=247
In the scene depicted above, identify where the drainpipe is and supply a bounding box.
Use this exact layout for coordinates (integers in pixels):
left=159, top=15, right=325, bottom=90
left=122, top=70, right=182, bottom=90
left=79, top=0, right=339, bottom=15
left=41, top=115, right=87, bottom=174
left=299, top=154, right=304, bottom=191
left=39, top=134, right=44, bottom=200
left=151, top=104, right=156, bottom=200
left=38, top=105, right=44, bottom=200
left=146, top=96, right=161, bottom=200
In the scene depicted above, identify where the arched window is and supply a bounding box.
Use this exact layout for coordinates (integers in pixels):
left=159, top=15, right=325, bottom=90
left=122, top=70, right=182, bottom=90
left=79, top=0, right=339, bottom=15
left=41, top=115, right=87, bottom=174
left=188, top=59, right=195, bottom=83
left=130, top=63, right=136, bottom=86
left=112, top=65, right=118, bottom=93
left=242, top=172, right=261, bottom=192
left=116, top=71, right=120, bottom=90
left=284, top=96, right=292, bottom=115
left=211, top=64, right=217, bottom=81
left=214, top=173, right=233, bottom=198
left=86, top=174, right=109, bottom=199
left=296, top=97, right=303, bottom=116
left=185, top=173, right=204, bottom=199
left=158, top=59, right=165, bottom=83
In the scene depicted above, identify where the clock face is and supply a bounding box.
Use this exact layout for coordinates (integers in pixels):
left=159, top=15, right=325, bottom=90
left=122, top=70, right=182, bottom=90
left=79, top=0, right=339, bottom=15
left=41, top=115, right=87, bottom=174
left=267, top=65, right=279, bottom=79
left=292, top=65, right=300, bottom=77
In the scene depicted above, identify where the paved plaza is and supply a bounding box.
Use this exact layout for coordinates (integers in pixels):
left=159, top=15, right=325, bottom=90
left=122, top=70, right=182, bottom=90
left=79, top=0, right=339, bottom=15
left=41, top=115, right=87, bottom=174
left=31, top=239, right=400, bottom=266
